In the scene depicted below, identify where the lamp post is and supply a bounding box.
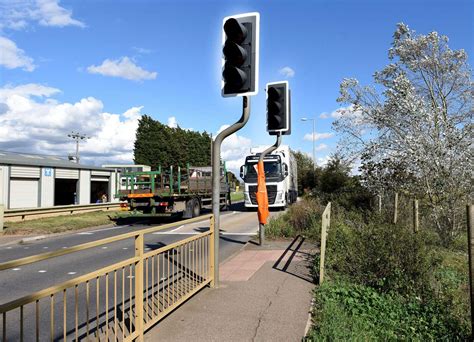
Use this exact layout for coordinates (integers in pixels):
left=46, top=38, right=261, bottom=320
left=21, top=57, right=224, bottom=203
left=301, top=117, right=316, bottom=170
left=67, top=131, right=89, bottom=164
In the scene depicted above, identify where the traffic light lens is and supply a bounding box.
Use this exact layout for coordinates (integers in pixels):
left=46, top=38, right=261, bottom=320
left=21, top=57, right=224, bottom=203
left=224, top=18, right=248, bottom=43
left=223, top=64, right=247, bottom=88
left=223, top=41, right=248, bottom=66
left=268, top=101, right=282, bottom=115
left=267, top=87, right=281, bottom=101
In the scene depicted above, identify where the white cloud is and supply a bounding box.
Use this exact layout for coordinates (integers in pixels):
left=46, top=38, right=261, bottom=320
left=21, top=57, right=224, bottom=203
left=319, top=105, right=363, bottom=121
left=216, top=125, right=252, bottom=173
left=0, top=0, right=85, bottom=30
left=132, top=47, right=151, bottom=54
left=87, top=57, right=157, bottom=81
left=0, top=83, right=143, bottom=165
left=317, top=155, right=331, bottom=167
left=167, top=116, right=178, bottom=128
left=303, top=132, right=334, bottom=141
left=278, top=66, right=295, bottom=78
left=36, top=0, right=85, bottom=27
left=0, top=36, right=35, bottom=71
left=314, top=143, right=329, bottom=151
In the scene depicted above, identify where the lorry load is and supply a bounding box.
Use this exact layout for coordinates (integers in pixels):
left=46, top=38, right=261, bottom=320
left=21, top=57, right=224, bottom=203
left=240, top=145, right=297, bottom=209
left=117, top=164, right=230, bottom=218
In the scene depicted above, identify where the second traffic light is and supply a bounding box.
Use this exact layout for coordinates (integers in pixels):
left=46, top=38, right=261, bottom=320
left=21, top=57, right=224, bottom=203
left=266, top=81, right=291, bottom=135
left=221, top=12, right=260, bottom=97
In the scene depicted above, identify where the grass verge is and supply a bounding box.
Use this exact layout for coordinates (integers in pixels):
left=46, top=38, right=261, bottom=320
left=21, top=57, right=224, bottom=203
left=230, top=191, right=244, bottom=202
left=2, top=211, right=116, bottom=235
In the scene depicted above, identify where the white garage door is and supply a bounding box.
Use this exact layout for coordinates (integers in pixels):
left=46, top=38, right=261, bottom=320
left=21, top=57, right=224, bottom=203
left=9, top=179, right=39, bottom=209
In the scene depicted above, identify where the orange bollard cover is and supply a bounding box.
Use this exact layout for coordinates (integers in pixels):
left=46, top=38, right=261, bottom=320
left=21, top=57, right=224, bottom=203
left=256, top=161, right=270, bottom=224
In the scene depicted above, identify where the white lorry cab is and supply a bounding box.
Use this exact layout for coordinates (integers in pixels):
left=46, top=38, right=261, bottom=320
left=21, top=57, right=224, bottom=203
left=240, top=145, right=298, bottom=209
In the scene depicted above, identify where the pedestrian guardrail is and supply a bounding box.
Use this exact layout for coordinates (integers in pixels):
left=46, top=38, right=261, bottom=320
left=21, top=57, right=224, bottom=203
left=0, top=214, right=215, bottom=341
left=4, top=202, right=121, bottom=222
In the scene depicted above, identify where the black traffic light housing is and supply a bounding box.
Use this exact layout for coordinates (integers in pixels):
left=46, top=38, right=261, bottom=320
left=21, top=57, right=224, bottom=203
left=266, top=81, right=291, bottom=135
left=222, top=13, right=260, bottom=97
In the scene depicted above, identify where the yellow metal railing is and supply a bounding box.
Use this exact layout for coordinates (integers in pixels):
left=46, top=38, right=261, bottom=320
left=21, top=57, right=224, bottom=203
left=0, top=214, right=215, bottom=341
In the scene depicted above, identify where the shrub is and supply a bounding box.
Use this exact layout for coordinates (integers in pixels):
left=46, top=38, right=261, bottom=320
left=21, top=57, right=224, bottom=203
left=306, top=281, right=469, bottom=341
left=321, top=211, right=439, bottom=296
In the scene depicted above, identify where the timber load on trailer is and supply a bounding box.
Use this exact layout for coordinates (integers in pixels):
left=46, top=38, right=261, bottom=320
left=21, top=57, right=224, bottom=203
left=117, top=164, right=230, bottom=218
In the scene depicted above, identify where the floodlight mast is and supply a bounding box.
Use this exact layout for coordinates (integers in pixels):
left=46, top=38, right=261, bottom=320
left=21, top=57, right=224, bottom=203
left=67, top=131, right=89, bottom=163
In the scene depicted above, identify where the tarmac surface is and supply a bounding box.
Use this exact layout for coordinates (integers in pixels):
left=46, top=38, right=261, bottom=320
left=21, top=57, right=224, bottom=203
left=145, top=237, right=316, bottom=342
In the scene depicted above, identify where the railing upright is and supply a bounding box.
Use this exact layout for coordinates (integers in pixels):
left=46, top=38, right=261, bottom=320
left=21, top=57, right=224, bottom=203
left=210, top=214, right=215, bottom=288
left=135, top=233, right=144, bottom=341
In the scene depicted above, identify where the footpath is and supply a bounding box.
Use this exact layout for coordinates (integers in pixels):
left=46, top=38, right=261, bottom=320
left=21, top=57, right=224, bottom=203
left=145, top=238, right=317, bottom=342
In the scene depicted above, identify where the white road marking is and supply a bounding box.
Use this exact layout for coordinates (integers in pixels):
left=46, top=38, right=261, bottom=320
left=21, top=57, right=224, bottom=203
left=77, top=232, right=93, bottom=235
left=12, top=268, right=21, bottom=271
left=6, top=247, right=12, bottom=249
left=152, top=232, right=198, bottom=235
left=122, top=247, right=128, bottom=250
left=23, top=247, right=29, bottom=249
left=127, top=276, right=135, bottom=279
left=38, top=270, right=47, bottom=273
left=101, top=246, right=108, bottom=249
left=62, top=247, right=68, bottom=249
left=220, top=232, right=258, bottom=236
left=145, top=248, right=151, bottom=251
left=43, top=247, right=48, bottom=249
left=170, top=225, right=184, bottom=232
left=160, top=277, right=167, bottom=281
left=86, top=225, right=129, bottom=233
left=68, top=272, right=77, bottom=275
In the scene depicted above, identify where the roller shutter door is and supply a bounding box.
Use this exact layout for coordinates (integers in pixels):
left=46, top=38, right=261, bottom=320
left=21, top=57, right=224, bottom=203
left=10, top=166, right=40, bottom=178
left=91, top=170, right=110, bottom=177
left=56, top=168, right=79, bottom=179
left=91, top=176, right=109, bottom=182
left=9, top=179, right=39, bottom=209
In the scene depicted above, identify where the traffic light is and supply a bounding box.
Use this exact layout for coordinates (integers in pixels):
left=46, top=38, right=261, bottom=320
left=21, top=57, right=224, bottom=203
left=266, top=81, right=291, bottom=135
left=221, top=12, right=260, bottom=97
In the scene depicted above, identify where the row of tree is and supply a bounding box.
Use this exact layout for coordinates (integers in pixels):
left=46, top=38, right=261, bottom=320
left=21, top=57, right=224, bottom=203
left=134, top=115, right=212, bottom=169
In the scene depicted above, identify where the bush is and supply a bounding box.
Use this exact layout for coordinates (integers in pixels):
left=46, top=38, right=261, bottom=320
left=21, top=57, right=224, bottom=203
left=306, top=281, right=469, bottom=341
left=322, top=211, right=439, bottom=296
left=265, top=198, right=323, bottom=240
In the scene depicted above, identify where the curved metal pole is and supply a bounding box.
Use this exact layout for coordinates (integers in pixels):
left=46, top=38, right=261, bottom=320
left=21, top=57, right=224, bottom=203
left=212, top=96, right=251, bottom=288
left=258, top=133, right=282, bottom=245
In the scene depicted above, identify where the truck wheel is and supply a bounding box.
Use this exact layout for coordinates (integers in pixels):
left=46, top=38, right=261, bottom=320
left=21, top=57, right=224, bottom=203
left=192, top=198, right=201, bottom=217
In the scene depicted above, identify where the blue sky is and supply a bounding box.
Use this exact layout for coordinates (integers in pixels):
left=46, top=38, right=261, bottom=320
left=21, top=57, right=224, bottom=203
left=0, top=0, right=473, bottom=172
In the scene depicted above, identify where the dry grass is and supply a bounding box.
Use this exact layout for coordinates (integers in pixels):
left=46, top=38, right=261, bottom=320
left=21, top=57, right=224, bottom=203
left=2, top=211, right=116, bottom=235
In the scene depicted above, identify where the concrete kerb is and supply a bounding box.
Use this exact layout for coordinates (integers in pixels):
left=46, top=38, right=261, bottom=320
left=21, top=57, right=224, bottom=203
left=19, top=235, right=47, bottom=244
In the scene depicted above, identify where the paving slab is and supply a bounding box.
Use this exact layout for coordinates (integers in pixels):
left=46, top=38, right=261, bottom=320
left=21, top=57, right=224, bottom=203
left=145, top=238, right=315, bottom=341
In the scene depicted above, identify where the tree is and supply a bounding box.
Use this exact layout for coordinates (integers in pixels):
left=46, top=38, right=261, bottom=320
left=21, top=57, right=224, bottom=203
left=334, top=23, right=473, bottom=245
left=134, top=115, right=212, bottom=169
left=293, top=150, right=318, bottom=195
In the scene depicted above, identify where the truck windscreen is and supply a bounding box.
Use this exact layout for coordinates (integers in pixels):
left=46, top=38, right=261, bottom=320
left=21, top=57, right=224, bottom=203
left=244, top=161, right=282, bottom=182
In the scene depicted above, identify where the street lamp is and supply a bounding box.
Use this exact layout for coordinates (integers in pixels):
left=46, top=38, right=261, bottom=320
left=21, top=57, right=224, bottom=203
left=67, top=131, right=89, bottom=164
left=301, top=117, right=316, bottom=170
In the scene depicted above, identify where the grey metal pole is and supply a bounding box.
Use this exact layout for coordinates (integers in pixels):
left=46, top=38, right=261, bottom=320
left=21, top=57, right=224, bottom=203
left=258, top=133, right=282, bottom=246
left=212, top=96, right=251, bottom=288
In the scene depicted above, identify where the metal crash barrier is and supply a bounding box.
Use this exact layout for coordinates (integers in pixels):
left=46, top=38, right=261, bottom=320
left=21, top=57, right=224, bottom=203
left=4, top=203, right=122, bottom=222
left=0, top=214, right=215, bottom=341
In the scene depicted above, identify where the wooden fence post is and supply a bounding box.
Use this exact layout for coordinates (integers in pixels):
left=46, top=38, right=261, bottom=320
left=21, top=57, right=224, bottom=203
left=0, top=204, right=4, bottom=232
left=319, top=202, right=331, bottom=285
left=467, top=204, right=474, bottom=338
left=378, top=195, right=382, bottom=214
left=413, top=199, right=419, bottom=233
left=393, top=192, right=398, bottom=224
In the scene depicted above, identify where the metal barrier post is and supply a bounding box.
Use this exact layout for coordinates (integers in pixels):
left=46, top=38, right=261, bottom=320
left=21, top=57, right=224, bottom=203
left=209, top=215, right=215, bottom=287
left=0, top=204, right=4, bottom=232
left=134, top=233, right=144, bottom=341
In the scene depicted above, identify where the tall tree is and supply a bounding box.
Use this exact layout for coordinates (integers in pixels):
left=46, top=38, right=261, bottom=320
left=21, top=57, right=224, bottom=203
left=334, top=23, right=473, bottom=244
left=134, top=115, right=212, bottom=169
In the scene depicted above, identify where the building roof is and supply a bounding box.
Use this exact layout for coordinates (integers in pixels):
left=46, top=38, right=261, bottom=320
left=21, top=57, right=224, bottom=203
left=0, top=151, right=114, bottom=171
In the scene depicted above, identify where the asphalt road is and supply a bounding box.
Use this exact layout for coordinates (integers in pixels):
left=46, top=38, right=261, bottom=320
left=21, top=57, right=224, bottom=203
left=0, top=202, right=276, bottom=341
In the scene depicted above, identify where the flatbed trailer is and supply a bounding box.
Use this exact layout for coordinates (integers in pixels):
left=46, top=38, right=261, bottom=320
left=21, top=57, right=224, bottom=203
left=116, top=165, right=230, bottom=218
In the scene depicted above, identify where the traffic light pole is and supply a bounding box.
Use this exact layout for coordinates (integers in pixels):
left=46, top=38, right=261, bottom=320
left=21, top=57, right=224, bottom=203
left=212, top=96, right=251, bottom=288
left=258, top=132, right=282, bottom=245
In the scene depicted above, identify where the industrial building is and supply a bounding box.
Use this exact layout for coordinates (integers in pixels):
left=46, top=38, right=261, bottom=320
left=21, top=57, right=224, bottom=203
left=0, top=151, right=118, bottom=209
